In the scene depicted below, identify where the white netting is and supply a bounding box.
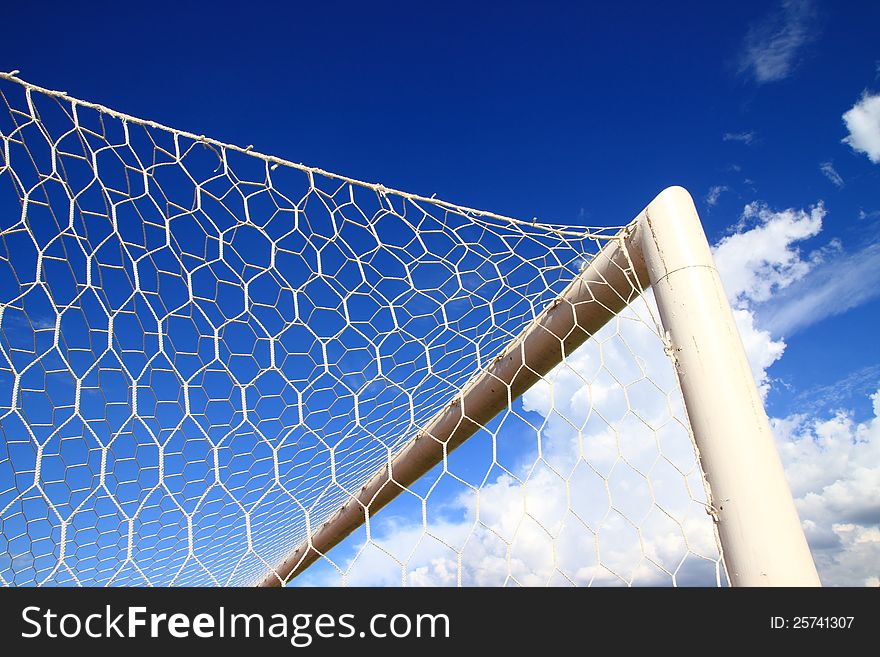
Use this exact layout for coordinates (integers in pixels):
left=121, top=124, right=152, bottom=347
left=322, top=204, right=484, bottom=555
left=0, top=73, right=722, bottom=587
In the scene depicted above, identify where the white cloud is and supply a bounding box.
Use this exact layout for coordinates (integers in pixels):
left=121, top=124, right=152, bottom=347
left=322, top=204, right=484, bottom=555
left=723, top=131, right=756, bottom=145
left=705, top=185, right=729, bottom=207
left=711, top=202, right=824, bottom=306
left=711, top=199, right=880, bottom=338
left=707, top=201, right=864, bottom=395
left=819, top=161, right=844, bottom=187
left=772, top=391, right=880, bottom=586
left=843, top=92, right=880, bottom=163
left=757, top=239, right=880, bottom=335
left=793, top=364, right=880, bottom=417
left=737, top=0, right=817, bottom=83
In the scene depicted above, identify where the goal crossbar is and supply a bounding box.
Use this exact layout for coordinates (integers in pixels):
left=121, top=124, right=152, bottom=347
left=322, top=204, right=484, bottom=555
left=258, top=186, right=820, bottom=587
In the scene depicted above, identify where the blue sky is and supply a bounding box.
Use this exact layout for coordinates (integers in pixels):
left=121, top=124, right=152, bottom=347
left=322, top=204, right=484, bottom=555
left=0, top=1, right=878, bottom=586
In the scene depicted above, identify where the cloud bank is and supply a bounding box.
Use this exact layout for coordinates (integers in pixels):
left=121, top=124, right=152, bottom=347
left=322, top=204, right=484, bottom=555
left=773, top=392, right=880, bottom=587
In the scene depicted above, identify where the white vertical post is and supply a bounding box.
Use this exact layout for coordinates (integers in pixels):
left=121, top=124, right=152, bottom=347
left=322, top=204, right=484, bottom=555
left=631, top=186, right=820, bottom=586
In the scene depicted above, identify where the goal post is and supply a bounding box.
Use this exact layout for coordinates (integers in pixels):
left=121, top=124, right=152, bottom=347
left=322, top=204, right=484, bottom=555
left=631, top=187, right=819, bottom=586
left=0, top=73, right=821, bottom=587
left=259, top=186, right=820, bottom=587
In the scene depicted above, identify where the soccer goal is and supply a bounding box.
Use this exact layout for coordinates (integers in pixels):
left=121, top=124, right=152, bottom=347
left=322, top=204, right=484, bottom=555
left=0, top=72, right=819, bottom=587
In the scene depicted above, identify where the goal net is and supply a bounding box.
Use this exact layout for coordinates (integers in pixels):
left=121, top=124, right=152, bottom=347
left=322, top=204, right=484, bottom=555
left=0, top=73, right=724, bottom=587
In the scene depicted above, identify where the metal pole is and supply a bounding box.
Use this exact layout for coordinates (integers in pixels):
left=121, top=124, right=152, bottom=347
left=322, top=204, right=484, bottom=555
left=631, top=186, right=820, bottom=586
left=258, top=186, right=820, bottom=587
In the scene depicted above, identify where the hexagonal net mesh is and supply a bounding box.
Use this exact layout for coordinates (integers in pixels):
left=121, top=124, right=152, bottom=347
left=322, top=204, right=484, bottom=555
left=0, top=73, right=723, bottom=587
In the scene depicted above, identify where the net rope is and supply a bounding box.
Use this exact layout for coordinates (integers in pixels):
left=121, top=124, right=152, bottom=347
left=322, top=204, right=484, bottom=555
left=0, top=73, right=722, bottom=586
